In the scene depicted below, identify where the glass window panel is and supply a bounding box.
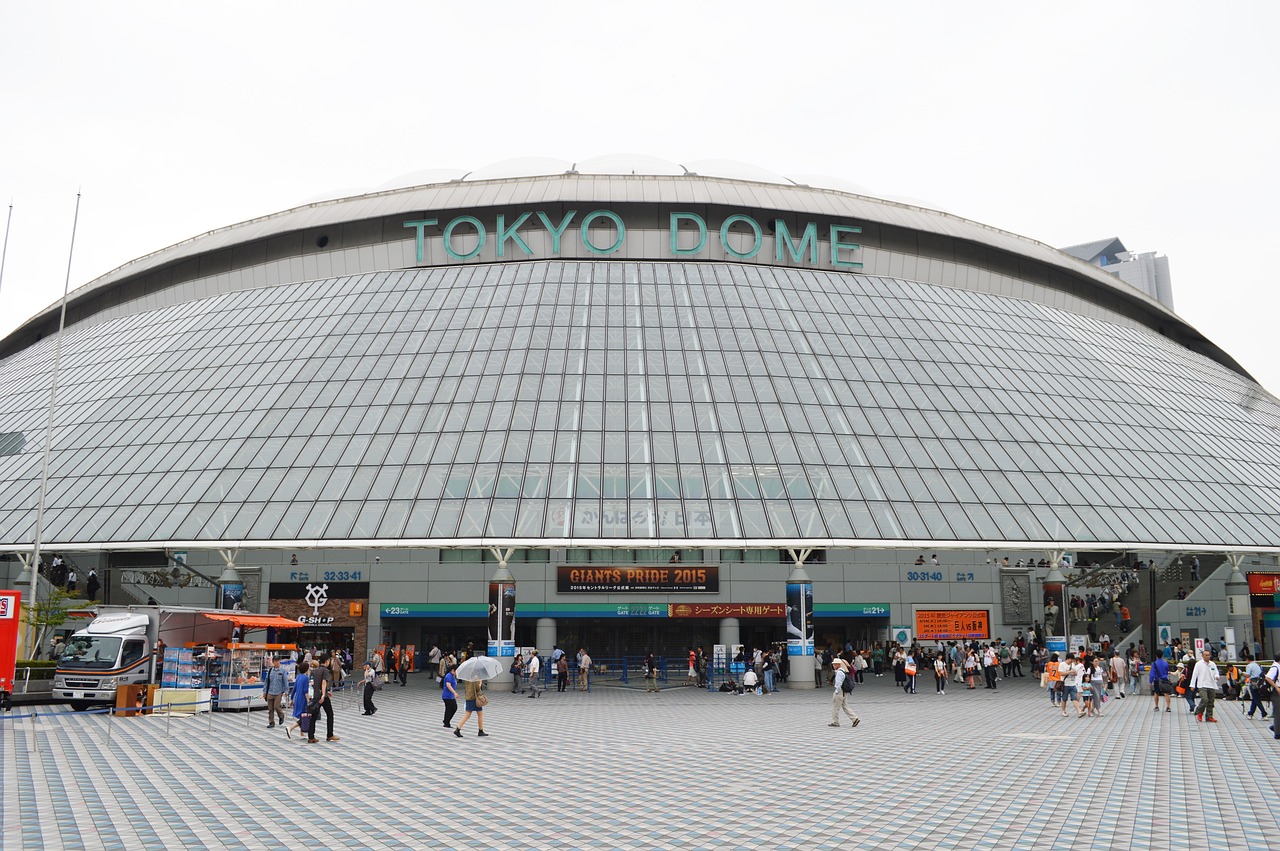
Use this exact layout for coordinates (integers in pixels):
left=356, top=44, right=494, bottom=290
left=737, top=501, right=771, bottom=537
left=684, top=500, right=713, bottom=537
left=298, top=501, right=339, bottom=538
left=711, top=500, right=741, bottom=537
left=867, top=502, right=901, bottom=538
left=457, top=500, right=489, bottom=537
left=515, top=500, right=546, bottom=537
left=430, top=500, right=463, bottom=537
left=485, top=500, right=517, bottom=537
left=630, top=501, right=656, bottom=537
left=654, top=465, right=680, bottom=499
left=572, top=500, right=600, bottom=536
left=601, top=500, right=629, bottom=538
left=657, top=500, right=686, bottom=537
left=348, top=501, right=387, bottom=538
left=377, top=500, right=412, bottom=538
left=443, top=465, right=473, bottom=499
left=705, top=466, right=732, bottom=499
left=576, top=466, right=601, bottom=499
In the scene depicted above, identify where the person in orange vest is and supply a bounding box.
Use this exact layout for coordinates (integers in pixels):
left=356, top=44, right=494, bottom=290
left=1045, top=653, right=1063, bottom=708
left=1120, top=606, right=1131, bottom=632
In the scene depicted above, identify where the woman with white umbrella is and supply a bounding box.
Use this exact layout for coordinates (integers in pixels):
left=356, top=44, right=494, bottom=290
left=454, top=655, right=501, bottom=738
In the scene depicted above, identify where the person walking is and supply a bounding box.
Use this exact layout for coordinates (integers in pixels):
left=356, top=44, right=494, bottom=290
left=65, top=567, right=77, bottom=594
left=1244, top=656, right=1270, bottom=720
left=454, top=677, right=488, bottom=738
left=427, top=644, right=441, bottom=681
left=1127, top=651, right=1142, bottom=697
left=361, top=661, right=379, bottom=715
left=556, top=654, right=569, bottom=692
left=397, top=648, right=410, bottom=686
left=1190, top=648, right=1221, bottom=722
left=285, top=661, right=310, bottom=739
left=1110, top=651, right=1127, bottom=699
left=371, top=648, right=384, bottom=684
left=933, top=653, right=947, bottom=695
left=983, top=644, right=999, bottom=690
left=262, top=656, right=289, bottom=728
left=441, top=663, right=459, bottom=729
left=1265, top=653, right=1280, bottom=740
left=85, top=568, right=100, bottom=602
left=510, top=654, right=525, bottom=694
left=828, top=658, right=861, bottom=728
left=526, top=652, right=541, bottom=698
left=644, top=653, right=660, bottom=693
left=1150, top=655, right=1173, bottom=712
left=308, top=652, right=340, bottom=743
left=686, top=648, right=698, bottom=687
left=578, top=647, right=592, bottom=691
left=814, top=649, right=824, bottom=687
left=1059, top=653, right=1083, bottom=718
left=903, top=651, right=918, bottom=695
left=1045, top=653, right=1062, bottom=709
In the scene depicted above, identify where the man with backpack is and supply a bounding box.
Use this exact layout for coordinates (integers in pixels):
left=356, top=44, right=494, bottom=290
left=828, top=658, right=861, bottom=728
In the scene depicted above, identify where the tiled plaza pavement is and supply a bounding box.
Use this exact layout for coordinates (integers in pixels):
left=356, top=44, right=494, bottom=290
left=3, top=672, right=1277, bottom=850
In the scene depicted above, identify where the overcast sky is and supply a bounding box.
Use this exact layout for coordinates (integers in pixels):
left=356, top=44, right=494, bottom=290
left=2, top=3, right=1277, bottom=394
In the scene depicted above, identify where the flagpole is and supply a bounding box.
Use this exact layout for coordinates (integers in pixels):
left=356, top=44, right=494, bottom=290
left=27, top=192, right=80, bottom=655
left=0, top=201, right=12, bottom=298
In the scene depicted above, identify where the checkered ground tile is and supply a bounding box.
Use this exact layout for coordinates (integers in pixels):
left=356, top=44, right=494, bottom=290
left=3, top=674, right=1277, bottom=850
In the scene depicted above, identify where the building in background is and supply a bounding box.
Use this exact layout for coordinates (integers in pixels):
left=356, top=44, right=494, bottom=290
left=1061, top=236, right=1174, bottom=309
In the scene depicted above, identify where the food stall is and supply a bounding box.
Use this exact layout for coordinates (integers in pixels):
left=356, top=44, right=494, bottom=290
left=188, top=612, right=301, bottom=711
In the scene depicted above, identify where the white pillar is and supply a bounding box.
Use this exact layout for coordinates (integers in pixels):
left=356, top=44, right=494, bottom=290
left=786, top=549, right=816, bottom=690
left=536, top=618, right=557, bottom=657
left=487, top=548, right=516, bottom=687
left=1224, top=554, right=1251, bottom=660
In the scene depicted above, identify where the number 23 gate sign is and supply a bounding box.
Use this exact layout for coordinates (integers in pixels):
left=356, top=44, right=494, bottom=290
left=915, top=610, right=990, bottom=640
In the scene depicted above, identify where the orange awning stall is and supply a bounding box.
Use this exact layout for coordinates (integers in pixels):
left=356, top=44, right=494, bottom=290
left=200, top=612, right=301, bottom=629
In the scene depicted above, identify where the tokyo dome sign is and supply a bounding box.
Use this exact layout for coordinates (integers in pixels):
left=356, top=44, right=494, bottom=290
left=404, top=210, right=863, bottom=269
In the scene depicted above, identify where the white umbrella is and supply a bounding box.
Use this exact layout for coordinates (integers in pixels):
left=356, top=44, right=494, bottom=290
left=455, top=655, right=503, bottom=681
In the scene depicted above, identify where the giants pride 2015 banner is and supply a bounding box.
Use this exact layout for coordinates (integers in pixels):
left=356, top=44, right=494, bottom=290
left=557, top=566, right=718, bottom=593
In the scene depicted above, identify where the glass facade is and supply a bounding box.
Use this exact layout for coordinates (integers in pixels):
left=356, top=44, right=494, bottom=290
left=1, top=260, right=1278, bottom=548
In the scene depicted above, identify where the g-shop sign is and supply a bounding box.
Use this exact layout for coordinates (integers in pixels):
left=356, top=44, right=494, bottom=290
left=915, top=610, right=990, bottom=640
left=557, top=566, right=718, bottom=593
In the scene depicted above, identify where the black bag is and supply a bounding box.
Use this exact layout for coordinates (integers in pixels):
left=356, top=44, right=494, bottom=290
left=371, top=676, right=383, bottom=691
left=299, top=711, right=314, bottom=736
left=840, top=674, right=855, bottom=694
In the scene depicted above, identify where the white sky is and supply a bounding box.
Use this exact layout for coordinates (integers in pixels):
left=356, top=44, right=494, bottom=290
left=2, top=3, right=1277, bottom=394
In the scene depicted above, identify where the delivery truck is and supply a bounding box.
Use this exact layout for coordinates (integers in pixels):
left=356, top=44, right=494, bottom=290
left=53, top=605, right=237, bottom=711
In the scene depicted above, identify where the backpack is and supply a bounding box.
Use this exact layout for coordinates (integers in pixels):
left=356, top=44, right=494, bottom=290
left=840, top=673, right=855, bottom=694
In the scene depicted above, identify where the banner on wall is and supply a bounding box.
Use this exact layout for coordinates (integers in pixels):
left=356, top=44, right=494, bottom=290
left=785, top=582, right=814, bottom=657
left=487, top=582, right=516, bottom=658
left=0, top=590, right=20, bottom=695
left=915, top=610, right=990, bottom=641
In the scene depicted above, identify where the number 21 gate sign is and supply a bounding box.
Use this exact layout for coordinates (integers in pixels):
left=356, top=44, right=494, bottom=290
left=916, top=610, right=990, bottom=640
left=0, top=590, right=20, bottom=694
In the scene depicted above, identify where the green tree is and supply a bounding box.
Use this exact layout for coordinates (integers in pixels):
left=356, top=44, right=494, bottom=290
left=23, top=587, right=75, bottom=661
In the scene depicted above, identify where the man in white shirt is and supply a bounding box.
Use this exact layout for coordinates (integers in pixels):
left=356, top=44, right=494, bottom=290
left=526, top=652, right=541, bottom=698
left=1059, top=653, right=1084, bottom=717
left=1189, top=648, right=1221, bottom=722
left=828, top=659, right=860, bottom=728
left=1265, top=653, right=1280, bottom=740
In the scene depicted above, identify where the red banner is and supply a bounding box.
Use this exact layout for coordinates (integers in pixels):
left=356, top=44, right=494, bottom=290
left=0, top=590, right=20, bottom=694
left=915, top=610, right=990, bottom=640
left=1247, top=574, right=1280, bottom=595
left=667, top=603, right=785, bottom=619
